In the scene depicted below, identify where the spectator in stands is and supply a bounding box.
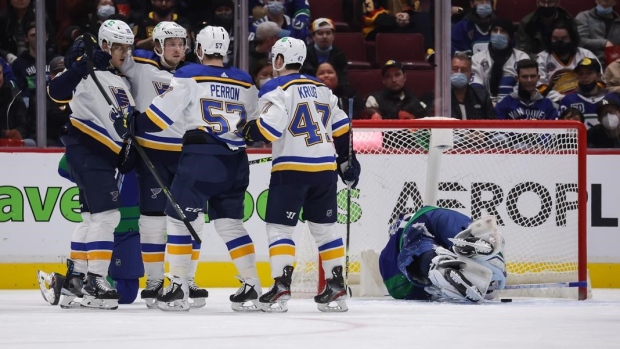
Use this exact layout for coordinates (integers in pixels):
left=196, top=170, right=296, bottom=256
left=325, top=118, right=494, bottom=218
left=249, top=0, right=311, bottom=35
left=301, top=18, right=349, bottom=85
left=560, top=106, right=585, bottom=123
left=250, top=58, right=273, bottom=89
left=133, top=0, right=192, bottom=50
left=249, top=21, right=289, bottom=70
left=191, top=0, right=236, bottom=64
left=575, top=0, right=620, bottom=66
left=471, top=18, right=529, bottom=103
left=0, top=63, right=30, bottom=146
left=450, top=53, right=495, bottom=119
left=362, top=0, right=434, bottom=49
left=250, top=0, right=310, bottom=42
left=364, top=60, right=428, bottom=119
left=12, top=21, right=57, bottom=107
left=0, top=0, right=56, bottom=60
left=0, top=57, right=18, bottom=89
left=537, top=20, right=601, bottom=103
left=315, top=62, right=364, bottom=119
left=495, top=59, right=558, bottom=120
left=78, top=0, right=120, bottom=38
left=588, top=97, right=620, bottom=147
left=559, top=58, right=620, bottom=127
left=604, top=58, right=620, bottom=93
left=451, top=0, right=496, bottom=55
left=516, top=0, right=574, bottom=58
left=44, top=56, right=71, bottom=146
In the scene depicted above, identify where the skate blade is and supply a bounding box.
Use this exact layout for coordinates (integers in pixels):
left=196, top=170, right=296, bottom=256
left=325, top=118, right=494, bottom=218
left=59, top=295, right=82, bottom=309
left=157, top=299, right=190, bottom=312
left=143, top=298, right=158, bottom=309
left=189, top=298, right=206, bottom=308
left=81, top=296, right=119, bottom=310
left=37, top=271, right=61, bottom=305
left=231, top=299, right=261, bottom=312
left=259, top=300, right=288, bottom=313
left=317, top=299, right=348, bottom=313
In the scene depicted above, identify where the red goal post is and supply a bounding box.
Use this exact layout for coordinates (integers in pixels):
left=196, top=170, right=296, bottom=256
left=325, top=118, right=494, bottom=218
left=291, top=119, right=589, bottom=300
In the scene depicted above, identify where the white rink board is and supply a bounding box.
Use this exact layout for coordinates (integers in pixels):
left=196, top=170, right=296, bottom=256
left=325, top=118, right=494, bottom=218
left=0, top=152, right=619, bottom=263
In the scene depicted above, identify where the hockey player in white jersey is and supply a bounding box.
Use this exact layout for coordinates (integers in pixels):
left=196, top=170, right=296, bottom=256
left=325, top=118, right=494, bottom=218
left=242, top=37, right=361, bottom=313
left=122, top=26, right=261, bottom=312
left=48, top=19, right=136, bottom=310
left=118, top=21, right=208, bottom=309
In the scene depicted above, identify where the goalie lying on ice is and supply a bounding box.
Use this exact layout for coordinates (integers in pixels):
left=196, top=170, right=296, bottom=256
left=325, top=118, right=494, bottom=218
left=379, top=206, right=506, bottom=302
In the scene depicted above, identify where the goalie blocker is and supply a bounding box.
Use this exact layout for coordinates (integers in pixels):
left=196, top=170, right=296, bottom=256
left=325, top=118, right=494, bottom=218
left=379, top=206, right=507, bottom=302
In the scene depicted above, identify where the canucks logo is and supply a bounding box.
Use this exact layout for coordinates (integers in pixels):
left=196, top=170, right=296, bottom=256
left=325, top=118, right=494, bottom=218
left=108, top=87, right=133, bottom=121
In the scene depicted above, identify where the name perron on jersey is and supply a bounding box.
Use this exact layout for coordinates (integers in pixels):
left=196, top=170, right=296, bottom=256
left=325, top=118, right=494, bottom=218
left=60, top=70, right=135, bottom=154
left=256, top=74, right=350, bottom=174
left=122, top=49, right=185, bottom=152
left=145, top=64, right=258, bottom=150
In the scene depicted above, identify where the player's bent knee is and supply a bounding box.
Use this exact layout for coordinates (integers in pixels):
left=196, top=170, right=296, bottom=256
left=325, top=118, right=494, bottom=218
left=266, top=223, right=295, bottom=243
left=91, top=209, right=121, bottom=231
left=307, top=221, right=337, bottom=244
left=214, top=218, right=247, bottom=241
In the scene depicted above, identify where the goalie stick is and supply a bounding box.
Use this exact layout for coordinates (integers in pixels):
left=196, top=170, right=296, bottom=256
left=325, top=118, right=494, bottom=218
left=82, top=33, right=202, bottom=244
left=502, top=281, right=588, bottom=290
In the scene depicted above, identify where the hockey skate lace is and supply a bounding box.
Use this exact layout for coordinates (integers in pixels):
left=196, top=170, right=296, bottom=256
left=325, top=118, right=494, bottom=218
left=233, top=276, right=249, bottom=297
left=188, top=279, right=200, bottom=291
left=96, top=278, right=114, bottom=292
left=145, top=279, right=163, bottom=290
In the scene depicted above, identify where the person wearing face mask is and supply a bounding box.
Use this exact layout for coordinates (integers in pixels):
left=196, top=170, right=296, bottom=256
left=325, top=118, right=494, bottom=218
left=471, top=18, right=529, bottom=103
left=80, top=0, right=118, bottom=39
left=300, top=18, right=349, bottom=86
left=516, top=0, right=574, bottom=58
left=452, top=0, right=496, bottom=55
left=495, top=59, right=558, bottom=120
left=450, top=53, right=495, bottom=119
left=249, top=0, right=311, bottom=34
left=559, top=58, right=620, bottom=127
left=193, top=0, right=236, bottom=64
left=134, top=0, right=192, bottom=50
left=588, top=97, right=620, bottom=147
left=537, top=20, right=600, bottom=103
left=250, top=0, right=310, bottom=42
left=576, top=0, right=620, bottom=65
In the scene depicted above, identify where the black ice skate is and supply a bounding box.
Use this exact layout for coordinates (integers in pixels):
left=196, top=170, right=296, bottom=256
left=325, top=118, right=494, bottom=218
left=230, top=276, right=261, bottom=312
left=315, top=266, right=348, bottom=312
left=157, top=274, right=189, bottom=312
left=37, top=270, right=65, bottom=305
left=140, top=278, right=163, bottom=309
left=55, top=259, right=85, bottom=309
left=81, top=273, right=120, bottom=310
left=259, top=266, right=293, bottom=313
left=188, top=278, right=208, bottom=308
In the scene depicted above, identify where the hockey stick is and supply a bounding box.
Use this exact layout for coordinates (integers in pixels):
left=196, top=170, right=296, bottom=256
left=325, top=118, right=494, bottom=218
left=503, top=281, right=588, bottom=290
left=344, top=98, right=354, bottom=292
left=248, top=156, right=272, bottom=165
left=82, top=33, right=202, bottom=244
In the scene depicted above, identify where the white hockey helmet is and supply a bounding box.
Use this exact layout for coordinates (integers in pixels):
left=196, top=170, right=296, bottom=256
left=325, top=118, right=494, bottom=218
left=152, top=21, right=187, bottom=48
left=98, top=19, right=134, bottom=50
left=271, top=37, right=306, bottom=72
left=195, top=26, right=230, bottom=59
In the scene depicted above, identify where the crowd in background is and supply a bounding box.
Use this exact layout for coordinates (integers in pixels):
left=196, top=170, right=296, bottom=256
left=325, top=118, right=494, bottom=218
left=0, top=0, right=619, bottom=148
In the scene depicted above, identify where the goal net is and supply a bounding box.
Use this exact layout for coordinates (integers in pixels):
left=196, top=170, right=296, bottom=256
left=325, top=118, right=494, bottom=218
left=290, top=119, right=589, bottom=300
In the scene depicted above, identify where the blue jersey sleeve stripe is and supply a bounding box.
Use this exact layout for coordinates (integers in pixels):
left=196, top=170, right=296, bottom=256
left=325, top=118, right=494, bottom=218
left=332, top=118, right=350, bottom=131
left=273, top=156, right=336, bottom=164
left=257, top=118, right=280, bottom=141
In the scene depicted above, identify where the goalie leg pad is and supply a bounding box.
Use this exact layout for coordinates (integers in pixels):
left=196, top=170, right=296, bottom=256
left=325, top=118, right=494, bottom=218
left=428, top=256, right=493, bottom=303
left=37, top=271, right=65, bottom=305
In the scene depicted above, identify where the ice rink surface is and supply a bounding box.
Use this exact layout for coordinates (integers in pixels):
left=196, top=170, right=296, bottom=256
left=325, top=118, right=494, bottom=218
left=1, top=289, right=619, bottom=349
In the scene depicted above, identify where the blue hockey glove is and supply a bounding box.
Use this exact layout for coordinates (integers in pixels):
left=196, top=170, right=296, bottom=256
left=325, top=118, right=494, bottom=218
left=113, top=110, right=138, bottom=140
left=337, top=153, right=361, bottom=188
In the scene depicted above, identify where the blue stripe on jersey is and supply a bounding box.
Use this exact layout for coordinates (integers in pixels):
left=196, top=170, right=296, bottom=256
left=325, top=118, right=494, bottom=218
left=257, top=118, right=282, bottom=139
left=141, top=243, right=166, bottom=253
left=269, top=239, right=295, bottom=248
left=174, top=64, right=254, bottom=85
left=71, top=242, right=86, bottom=251
left=258, top=73, right=323, bottom=97
left=225, top=235, right=253, bottom=250
left=168, top=234, right=193, bottom=244
left=85, top=241, right=114, bottom=251
left=273, top=156, right=336, bottom=165
left=137, top=133, right=182, bottom=144
left=146, top=103, right=174, bottom=128
left=318, top=239, right=344, bottom=251
left=192, top=240, right=201, bottom=249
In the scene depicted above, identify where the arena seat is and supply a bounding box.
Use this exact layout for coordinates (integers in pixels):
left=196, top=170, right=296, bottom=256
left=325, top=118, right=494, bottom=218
left=404, top=69, right=435, bottom=100
left=348, top=69, right=383, bottom=100
left=333, top=32, right=372, bottom=69
left=308, top=0, right=350, bottom=32
left=375, top=33, right=432, bottom=70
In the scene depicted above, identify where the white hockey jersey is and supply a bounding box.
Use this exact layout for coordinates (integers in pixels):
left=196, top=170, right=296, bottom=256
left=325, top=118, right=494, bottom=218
left=471, top=48, right=530, bottom=102
left=52, top=70, right=135, bottom=155
left=121, top=49, right=185, bottom=152
left=537, top=48, right=602, bottom=102
left=145, top=64, right=258, bottom=150
left=256, top=74, right=350, bottom=174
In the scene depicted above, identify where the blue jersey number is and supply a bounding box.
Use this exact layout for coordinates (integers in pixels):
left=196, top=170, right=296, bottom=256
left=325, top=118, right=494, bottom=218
left=289, top=102, right=331, bottom=146
left=201, top=99, right=247, bottom=135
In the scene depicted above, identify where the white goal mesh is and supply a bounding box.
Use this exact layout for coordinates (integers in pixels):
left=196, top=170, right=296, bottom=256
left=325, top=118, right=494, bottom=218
left=291, top=119, right=588, bottom=300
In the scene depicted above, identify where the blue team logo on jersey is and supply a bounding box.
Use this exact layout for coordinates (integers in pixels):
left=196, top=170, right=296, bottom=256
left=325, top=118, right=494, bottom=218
left=109, top=87, right=132, bottom=121
left=570, top=103, right=585, bottom=113
left=153, top=81, right=171, bottom=96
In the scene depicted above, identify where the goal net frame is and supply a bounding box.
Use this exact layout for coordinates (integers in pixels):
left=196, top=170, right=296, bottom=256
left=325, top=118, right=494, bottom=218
left=291, top=119, right=588, bottom=301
